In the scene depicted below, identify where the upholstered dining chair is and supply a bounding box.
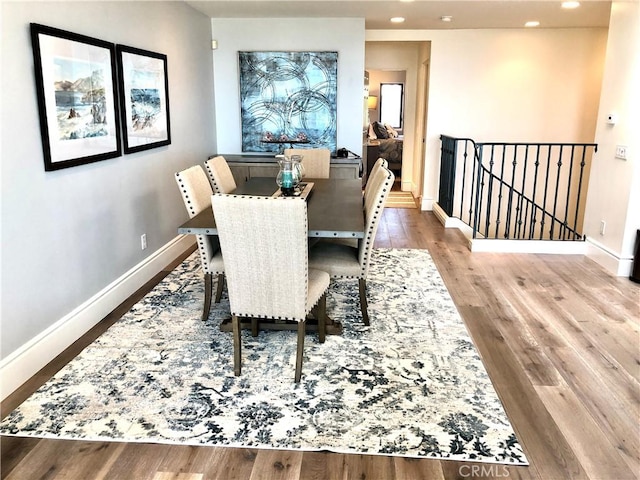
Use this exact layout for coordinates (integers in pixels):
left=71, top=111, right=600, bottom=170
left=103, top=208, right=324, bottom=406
left=210, top=194, right=331, bottom=382
left=204, top=155, right=237, bottom=193
left=175, top=165, right=225, bottom=320
left=365, top=157, right=388, bottom=198
left=284, top=148, right=331, bottom=179
left=308, top=164, right=394, bottom=326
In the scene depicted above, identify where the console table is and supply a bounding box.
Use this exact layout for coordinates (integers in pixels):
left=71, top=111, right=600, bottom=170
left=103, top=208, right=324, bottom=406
left=214, top=154, right=362, bottom=186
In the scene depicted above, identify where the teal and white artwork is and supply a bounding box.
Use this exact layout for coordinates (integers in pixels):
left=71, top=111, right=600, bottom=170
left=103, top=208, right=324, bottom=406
left=239, top=51, right=338, bottom=154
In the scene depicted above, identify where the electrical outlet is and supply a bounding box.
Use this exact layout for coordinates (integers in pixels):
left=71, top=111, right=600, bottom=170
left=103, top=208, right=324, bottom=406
left=141, top=234, right=147, bottom=250
left=615, top=145, right=627, bottom=160
left=599, top=221, right=606, bottom=236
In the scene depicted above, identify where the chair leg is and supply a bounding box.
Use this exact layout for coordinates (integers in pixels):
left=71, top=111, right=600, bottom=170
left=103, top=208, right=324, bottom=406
left=295, top=320, right=306, bottom=383
left=214, top=273, right=224, bottom=303
left=358, top=278, right=369, bottom=326
left=251, top=317, right=259, bottom=337
left=202, top=273, right=213, bottom=321
left=232, top=315, right=242, bottom=376
left=317, top=293, right=326, bottom=344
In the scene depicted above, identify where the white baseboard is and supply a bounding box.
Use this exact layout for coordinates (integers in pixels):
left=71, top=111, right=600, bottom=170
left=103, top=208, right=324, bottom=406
left=585, top=237, right=634, bottom=277
left=0, top=235, right=196, bottom=402
left=432, top=202, right=448, bottom=226
left=432, top=202, right=468, bottom=230
left=470, top=239, right=587, bottom=254
left=432, top=202, right=477, bottom=246
left=433, top=203, right=634, bottom=272
left=420, top=196, right=434, bottom=211
left=432, top=202, right=587, bottom=255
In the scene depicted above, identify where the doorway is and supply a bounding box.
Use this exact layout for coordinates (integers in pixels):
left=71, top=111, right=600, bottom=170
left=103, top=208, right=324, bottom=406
left=365, top=41, right=431, bottom=204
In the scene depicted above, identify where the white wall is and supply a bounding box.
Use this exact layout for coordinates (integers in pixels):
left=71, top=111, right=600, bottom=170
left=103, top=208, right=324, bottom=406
left=367, top=28, right=607, bottom=211
left=584, top=1, right=640, bottom=276
left=1, top=2, right=214, bottom=365
left=210, top=18, right=365, bottom=156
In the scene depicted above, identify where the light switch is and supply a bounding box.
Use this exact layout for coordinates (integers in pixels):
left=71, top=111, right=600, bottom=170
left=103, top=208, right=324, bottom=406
left=615, top=145, right=627, bottom=160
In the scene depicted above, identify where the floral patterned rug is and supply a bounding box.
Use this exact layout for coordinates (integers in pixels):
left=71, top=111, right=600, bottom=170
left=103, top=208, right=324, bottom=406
left=1, top=249, right=527, bottom=465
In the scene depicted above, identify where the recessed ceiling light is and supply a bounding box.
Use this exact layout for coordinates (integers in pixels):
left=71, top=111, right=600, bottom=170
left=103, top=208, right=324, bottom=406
left=525, top=21, right=540, bottom=27
left=440, top=16, right=453, bottom=22
left=562, top=1, right=580, bottom=9
left=399, top=0, right=415, bottom=2
left=390, top=17, right=406, bottom=23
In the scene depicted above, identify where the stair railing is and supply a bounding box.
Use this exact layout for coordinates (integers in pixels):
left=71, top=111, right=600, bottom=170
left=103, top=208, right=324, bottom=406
left=439, top=135, right=597, bottom=240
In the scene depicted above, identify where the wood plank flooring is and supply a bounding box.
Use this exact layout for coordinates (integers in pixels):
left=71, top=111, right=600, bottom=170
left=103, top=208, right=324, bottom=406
left=2, top=209, right=639, bottom=480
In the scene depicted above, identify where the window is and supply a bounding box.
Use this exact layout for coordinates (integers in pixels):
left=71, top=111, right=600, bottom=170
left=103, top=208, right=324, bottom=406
left=379, top=83, right=404, bottom=129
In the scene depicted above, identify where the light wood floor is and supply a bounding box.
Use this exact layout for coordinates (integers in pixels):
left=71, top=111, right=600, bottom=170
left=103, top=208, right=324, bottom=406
left=2, top=209, right=639, bottom=480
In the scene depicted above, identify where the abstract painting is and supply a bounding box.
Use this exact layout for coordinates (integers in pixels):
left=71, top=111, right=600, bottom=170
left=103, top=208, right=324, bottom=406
left=239, top=51, right=338, bottom=154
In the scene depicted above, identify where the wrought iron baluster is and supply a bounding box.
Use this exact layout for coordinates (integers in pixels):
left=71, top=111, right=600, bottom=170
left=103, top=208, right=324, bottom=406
left=530, top=145, right=542, bottom=239
left=504, top=145, right=519, bottom=239
left=561, top=145, right=576, bottom=240
left=493, top=145, right=506, bottom=239
left=515, top=146, right=529, bottom=239
left=472, top=146, right=484, bottom=239
left=469, top=143, right=479, bottom=228
left=484, top=145, right=499, bottom=237
left=540, top=145, right=553, bottom=240
left=572, top=145, right=592, bottom=240
left=550, top=145, right=564, bottom=240
left=523, top=196, right=531, bottom=239
left=459, top=140, right=469, bottom=219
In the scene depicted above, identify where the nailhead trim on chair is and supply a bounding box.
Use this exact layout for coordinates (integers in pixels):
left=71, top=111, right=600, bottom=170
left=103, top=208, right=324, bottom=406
left=359, top=170, right=393, bottom=278
left=257, top=194, right=309, bottom=319
left=213, top=195, right=314, bottom=321
left=231, top=293, right=323, bottom=321
left=175, top=169, right=224, bottom=276
left=204, top=161, right=222, bottom=194
left=205, top=156, right=236, bottom=194
left=311, top=169, right=392, bottom=282
left=308, top=167, right=392, bottom=279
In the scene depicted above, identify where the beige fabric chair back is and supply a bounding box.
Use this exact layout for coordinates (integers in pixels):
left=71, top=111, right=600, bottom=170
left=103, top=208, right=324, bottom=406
left=284, top=148, right=331, bottom=179
left=364, top=157, right=388, bottom=199
left=359, top=165, right=394, bottom=276
left=176, top=165, right=222, bottom=280
left=175, top=165, right=224, bottom=321
left=176, top=165, right=213, bottom=218
left=205, top=155, right=237, bottom=193
left=175, top=165, right=220, bottom=276
left=211, top=195, right=309, bottom=321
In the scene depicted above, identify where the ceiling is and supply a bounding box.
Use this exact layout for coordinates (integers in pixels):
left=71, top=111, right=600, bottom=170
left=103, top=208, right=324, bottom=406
left=184, top=0, right=612, bottom=30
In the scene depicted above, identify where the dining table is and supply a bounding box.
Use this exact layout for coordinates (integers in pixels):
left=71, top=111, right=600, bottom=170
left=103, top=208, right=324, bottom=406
left=178, top=177, right=364, bottom=239
left=178, top=177, right=366, bottom=335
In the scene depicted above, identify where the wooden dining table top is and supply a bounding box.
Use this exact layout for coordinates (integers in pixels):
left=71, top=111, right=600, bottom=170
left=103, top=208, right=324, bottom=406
left=177, top=177, right=365, bottom=239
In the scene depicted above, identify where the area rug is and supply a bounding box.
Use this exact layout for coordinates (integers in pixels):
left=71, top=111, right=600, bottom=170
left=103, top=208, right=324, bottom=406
left=0, top=249, right=527, bottom=465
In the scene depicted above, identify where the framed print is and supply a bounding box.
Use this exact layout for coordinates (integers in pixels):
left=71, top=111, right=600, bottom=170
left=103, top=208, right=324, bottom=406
left=30, top=23, right=121, bottom=171
left=238, top=51, right=338, bottom=154
left=116, top=45, right=170, bottom=154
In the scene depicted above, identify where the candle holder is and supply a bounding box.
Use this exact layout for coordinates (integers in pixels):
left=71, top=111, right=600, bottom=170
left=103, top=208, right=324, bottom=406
left=276, top=155, right=301, bottom=196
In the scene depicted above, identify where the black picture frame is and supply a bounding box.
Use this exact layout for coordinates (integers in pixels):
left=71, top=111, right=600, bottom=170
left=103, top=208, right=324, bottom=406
left=116, top=44, right=170, bottom=154
left=30, top=23, right=121, bottom=171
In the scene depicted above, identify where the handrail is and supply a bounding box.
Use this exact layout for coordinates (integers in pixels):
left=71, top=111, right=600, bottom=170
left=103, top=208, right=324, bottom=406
left=439, top=135, right=597, bottom=240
